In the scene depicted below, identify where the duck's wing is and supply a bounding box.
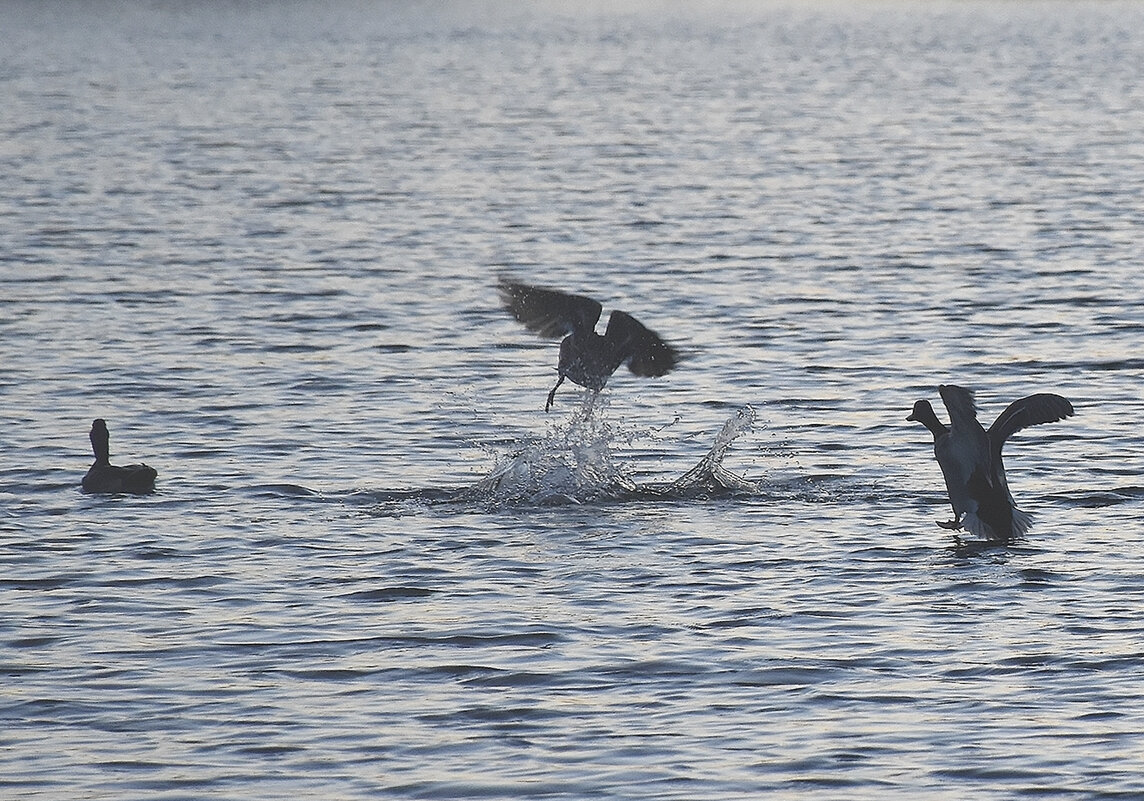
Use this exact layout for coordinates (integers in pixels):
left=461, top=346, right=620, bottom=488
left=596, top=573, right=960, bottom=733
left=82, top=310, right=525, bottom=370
left=987, top=393, right=1074, bottom=451
left=938, top=384, right=980, bottom=428
left=123, top=464, right=158, bottom=492
left=604, top=310, right=677, bottom=377
left=498, top=279, right=602, bottom=339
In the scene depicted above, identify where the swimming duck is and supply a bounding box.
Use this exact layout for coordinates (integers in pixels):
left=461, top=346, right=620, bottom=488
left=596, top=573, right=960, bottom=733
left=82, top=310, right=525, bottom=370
left=81, top=418, right=157, bottom=494
left=498, top=277, right=678, bottom=411
left=907, top=385, right=1073, bottom=540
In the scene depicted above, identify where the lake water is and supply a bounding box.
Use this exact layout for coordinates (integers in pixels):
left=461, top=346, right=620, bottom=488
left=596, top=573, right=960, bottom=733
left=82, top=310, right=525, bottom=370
left=3, top=1, right=1144, bottom=798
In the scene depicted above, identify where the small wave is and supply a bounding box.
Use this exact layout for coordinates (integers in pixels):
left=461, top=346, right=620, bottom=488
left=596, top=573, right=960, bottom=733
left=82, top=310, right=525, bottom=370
left=245, top=483, right=324, bottom=498
left=341, top=586, right=436, bottom=602
left=1067, top=487, right=1144, bottom=507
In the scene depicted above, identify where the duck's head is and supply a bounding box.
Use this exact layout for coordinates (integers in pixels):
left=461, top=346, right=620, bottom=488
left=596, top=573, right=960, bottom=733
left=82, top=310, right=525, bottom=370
left=907, top=398, right=950, bottom=438
left=906, top=399, right=932, bottom=423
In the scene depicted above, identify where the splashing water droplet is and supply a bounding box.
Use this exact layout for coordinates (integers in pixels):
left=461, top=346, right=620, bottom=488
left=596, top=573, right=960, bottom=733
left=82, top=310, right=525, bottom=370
left=466, top=403, right=759, bottom=506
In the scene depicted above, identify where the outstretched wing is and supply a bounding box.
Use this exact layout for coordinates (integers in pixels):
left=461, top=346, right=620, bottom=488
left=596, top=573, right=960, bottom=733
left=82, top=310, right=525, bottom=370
left=498, top=278, right=602, bottom=339
left=988, top=393, right=1074, bottom=452
left=938, top=384, right=979, bottom=427
left=605, top=310, right=678, bottom=377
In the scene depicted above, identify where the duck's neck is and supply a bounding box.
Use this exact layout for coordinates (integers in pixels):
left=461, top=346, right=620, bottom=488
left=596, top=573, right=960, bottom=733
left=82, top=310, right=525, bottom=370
left=910, top=402, right=949, bottom=439
left=91, top=430, right=111, bottom=465
left=917, top=412, right=948, bottom=439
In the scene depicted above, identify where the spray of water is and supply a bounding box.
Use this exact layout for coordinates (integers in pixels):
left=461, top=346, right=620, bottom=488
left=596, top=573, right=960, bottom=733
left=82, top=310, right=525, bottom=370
left=465, top=399, right=758, bottom=506
left=654, top=404, right=758, bottom=497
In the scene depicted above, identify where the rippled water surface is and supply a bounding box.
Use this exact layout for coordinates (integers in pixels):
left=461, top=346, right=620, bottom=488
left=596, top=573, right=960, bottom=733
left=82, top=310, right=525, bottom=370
left=4, top=1, right=1144, bottom=798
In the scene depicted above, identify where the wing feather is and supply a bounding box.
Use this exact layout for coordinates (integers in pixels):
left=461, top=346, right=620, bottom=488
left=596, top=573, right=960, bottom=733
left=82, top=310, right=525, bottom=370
left=605, top=310, right=677, bottom=377
left=988, top=393, right=1074, bottom=451
left=498, top=278, right=602, bottom=339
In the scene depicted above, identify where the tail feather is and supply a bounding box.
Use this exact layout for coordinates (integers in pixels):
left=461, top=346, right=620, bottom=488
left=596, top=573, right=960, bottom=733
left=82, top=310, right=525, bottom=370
left=1010, top=506, right=1033, bottom=537
left=962, top=507, right=1033, bottom=541
left=961, top=511, right=991, bottom=539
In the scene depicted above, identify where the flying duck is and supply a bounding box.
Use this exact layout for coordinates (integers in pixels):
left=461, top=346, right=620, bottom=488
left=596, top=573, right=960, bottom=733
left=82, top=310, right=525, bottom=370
left=907, top=385, right=1073, bottom=540
left=498, top=277, right=678, bottom=411
left=81, top=418, right=158, bottom=494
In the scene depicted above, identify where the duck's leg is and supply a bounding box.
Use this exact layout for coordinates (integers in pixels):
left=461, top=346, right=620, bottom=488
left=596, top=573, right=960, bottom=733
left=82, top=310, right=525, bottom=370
left=545, top=374, right=565, bottom=412
left=936, top=500, right=963, bottom=530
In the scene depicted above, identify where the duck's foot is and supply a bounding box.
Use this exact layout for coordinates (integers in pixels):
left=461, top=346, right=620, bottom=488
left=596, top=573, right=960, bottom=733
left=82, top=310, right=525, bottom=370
left=545, top=374, right=566, bottom=412
left=936, top=518, right=963, bottom=530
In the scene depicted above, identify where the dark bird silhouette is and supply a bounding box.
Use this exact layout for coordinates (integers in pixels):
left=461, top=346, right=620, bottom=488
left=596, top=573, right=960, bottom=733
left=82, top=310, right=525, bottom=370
left=81, top=419, right=157, bottom=494
left=907, top=385, right=1073, bottom=540
left=498, top=277, right=678, bottom=411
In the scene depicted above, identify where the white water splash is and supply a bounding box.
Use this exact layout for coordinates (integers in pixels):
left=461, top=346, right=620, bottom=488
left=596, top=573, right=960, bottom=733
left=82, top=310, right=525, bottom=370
left=658, top=404, right=759, bottom=496
left=467, top=403, right=758, bottom=505
left=466, top=396, right=632, bottom=504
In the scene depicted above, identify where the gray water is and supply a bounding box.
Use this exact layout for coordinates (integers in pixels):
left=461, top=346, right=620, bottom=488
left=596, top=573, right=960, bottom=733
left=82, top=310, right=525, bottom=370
left=3, top=1, right=1144, bottom=798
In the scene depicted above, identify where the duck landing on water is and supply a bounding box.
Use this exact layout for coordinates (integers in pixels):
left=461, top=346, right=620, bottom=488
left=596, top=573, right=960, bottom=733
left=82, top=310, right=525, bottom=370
left=498, top=277, right=678, bottom=411
left=82, top=418, right=157, bottom=494
left=907, top=385, right=1073, bottom=541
